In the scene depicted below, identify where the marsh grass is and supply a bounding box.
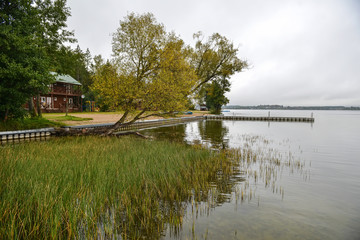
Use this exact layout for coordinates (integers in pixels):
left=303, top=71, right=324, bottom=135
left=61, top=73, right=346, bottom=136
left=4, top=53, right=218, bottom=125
left=0, top=136, right=238, bottom=239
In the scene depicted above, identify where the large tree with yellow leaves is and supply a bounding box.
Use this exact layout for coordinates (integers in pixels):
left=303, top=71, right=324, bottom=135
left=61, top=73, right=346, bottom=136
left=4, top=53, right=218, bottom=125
left=90, top=12, right=248, bottom=135
left=91, top=13, right=197, bottom=134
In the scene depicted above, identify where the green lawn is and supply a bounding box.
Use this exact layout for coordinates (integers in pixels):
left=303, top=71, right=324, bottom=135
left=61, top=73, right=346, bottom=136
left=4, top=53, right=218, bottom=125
left=44, top=115, right=93, bottom=122
left=0, top=117, right=64, bottom=131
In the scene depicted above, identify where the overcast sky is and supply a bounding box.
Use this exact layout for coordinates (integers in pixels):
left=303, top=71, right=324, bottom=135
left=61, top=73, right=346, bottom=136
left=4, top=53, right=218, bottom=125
left=66, top=0, right=360, bottom=106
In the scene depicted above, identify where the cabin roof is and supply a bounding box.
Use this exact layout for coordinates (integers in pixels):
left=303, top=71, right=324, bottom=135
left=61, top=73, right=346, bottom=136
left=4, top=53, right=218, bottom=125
left=50, top=72, right=82, bottom=86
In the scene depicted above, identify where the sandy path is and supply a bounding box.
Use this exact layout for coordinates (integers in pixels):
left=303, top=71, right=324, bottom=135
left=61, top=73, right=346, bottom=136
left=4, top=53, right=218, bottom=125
left=60, top=112, right=208, bottom=126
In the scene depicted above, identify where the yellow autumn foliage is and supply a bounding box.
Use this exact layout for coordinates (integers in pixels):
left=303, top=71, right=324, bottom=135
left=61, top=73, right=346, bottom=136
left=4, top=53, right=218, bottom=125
left=91, top=13, right=197, bottom=126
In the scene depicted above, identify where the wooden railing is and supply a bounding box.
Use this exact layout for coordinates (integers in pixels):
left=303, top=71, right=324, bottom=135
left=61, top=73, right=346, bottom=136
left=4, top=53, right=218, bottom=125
left=49, top=89, right=82, bottom=96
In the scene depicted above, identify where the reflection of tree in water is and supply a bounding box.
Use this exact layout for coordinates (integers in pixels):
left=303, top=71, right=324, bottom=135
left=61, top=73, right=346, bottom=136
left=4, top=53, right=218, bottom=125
left=133, top=124, right=309, bottom=239
left=141, top=120, right=230, bottom=149
left=141, top=124, right=187, bottom=142
left=198, top=120, right=229, bottom=149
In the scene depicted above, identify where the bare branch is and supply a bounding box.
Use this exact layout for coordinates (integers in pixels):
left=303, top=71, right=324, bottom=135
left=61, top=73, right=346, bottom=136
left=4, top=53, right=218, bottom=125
left=136, top=111, right=176, bottom=120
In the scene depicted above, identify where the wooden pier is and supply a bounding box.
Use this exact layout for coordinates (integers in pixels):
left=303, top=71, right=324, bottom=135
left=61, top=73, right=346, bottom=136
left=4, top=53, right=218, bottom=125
left=206, top=115, right=314, bottom=122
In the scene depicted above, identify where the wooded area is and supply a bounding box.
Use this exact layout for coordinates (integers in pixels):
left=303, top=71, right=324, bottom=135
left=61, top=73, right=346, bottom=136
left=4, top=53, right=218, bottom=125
left=1, top=1, right=247, bottom=135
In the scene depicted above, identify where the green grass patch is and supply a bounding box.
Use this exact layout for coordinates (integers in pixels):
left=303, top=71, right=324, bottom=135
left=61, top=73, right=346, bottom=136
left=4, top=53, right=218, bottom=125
left=0, top=117, right=64, bottom=131
left=47, top=115, right=93, bottom=122
left=0, top=136, right=238, bottom=239
left=43, top=111, right=126, bottom=117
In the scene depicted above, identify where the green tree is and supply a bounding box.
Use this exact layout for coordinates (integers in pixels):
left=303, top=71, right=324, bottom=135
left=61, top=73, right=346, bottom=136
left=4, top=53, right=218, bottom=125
left=55, top=45, right=92, bottom=96
left=205, top=76, right=230, bottom=114
left=91, top=13, right=197, bottom=134
left=0, top=0, right=74, bottom=121
left=191, top=32, right=248, bottom=108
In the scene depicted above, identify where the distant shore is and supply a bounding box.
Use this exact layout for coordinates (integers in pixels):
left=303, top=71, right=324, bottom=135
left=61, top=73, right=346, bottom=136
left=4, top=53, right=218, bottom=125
left=224, top=105, right=360, bottom=111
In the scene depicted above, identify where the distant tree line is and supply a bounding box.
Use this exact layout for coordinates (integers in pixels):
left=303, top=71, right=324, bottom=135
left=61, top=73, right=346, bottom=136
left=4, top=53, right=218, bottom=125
left=224, top=105, right=360, bottom=110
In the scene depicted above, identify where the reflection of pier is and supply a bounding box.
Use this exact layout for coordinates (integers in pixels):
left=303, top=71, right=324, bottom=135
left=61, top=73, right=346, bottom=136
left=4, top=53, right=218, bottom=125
left=206, top=115, right=314, bottom=122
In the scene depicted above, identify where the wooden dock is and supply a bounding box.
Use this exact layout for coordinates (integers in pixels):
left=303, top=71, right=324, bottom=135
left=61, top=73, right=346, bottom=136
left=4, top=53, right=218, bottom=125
left=206, top=115, right=314, bottom=122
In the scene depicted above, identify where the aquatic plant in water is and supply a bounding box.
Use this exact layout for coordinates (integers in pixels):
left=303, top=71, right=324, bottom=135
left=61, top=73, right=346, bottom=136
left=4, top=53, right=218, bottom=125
left=0, top=136, right=241, bottom=239
left=0, top=132, right=309, bottom=239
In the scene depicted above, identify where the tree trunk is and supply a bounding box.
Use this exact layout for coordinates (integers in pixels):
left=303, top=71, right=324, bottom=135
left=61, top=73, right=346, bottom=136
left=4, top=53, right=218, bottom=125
left=36, top=94, right=42, bottom=118
left=65, top=96, right=68, bottom=116
left=54, top=110, right=168, bottom=137
left=104, top=110, right=130, bottom=135
left=3, top=108, right=9, bottom=122
left=28, top=97, right=37, bottom=118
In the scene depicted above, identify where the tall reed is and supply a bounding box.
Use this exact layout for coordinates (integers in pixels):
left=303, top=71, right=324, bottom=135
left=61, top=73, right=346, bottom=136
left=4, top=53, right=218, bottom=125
left=0, top=136, right=238, bottom=239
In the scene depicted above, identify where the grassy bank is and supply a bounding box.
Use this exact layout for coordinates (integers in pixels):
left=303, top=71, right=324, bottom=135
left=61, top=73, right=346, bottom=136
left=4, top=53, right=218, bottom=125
left=0, top=117, right=64, bottom=131
left=0, top=136, right=237, bottom=239
left=44, top=115, right=93, bottom=122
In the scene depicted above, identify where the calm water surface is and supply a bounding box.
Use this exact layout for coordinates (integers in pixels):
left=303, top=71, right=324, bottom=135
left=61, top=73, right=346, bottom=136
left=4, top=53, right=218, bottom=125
left=142, top=110, right=360, bottom=240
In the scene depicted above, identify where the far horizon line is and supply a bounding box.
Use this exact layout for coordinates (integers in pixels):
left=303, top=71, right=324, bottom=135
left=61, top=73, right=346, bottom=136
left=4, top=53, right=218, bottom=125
left=224, top=105, right=360, bottom=110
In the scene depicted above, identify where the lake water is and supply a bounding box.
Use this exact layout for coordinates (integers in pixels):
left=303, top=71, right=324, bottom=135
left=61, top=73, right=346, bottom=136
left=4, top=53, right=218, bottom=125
left=142, top=110, right=360, bottom=240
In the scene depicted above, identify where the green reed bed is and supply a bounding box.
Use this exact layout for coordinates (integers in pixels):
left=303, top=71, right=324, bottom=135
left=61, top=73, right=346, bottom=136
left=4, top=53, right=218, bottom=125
left=0, top=136, right=237, bottom=239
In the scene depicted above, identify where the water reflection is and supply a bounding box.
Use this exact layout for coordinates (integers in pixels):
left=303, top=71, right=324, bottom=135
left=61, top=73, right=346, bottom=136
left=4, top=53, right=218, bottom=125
left=141, top=121, right=311, bottom=239
left=198, top=120, right=229, bottom=149
left=145, top=123, right=187, bottom=143
left=94, top=147, right=243, bottom=239
left=142, top=120, right=230, bottom=149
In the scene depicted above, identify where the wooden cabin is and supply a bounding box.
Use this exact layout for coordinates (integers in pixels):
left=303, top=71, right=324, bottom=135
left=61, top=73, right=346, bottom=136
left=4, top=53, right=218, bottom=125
left=35, top=73, right=83, bottom=113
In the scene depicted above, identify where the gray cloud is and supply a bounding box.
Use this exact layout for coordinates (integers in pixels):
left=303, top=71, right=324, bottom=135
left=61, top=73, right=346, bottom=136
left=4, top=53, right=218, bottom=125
left=67, top=0, right=360, bottom=106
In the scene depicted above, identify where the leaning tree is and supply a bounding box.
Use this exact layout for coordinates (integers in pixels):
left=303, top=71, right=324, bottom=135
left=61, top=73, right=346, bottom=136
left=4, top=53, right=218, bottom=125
left=190, top=32, right=248, bottom=112
left=61, top=13, right=248, bottom=136
left=91, top=13, right=197, bottom=135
